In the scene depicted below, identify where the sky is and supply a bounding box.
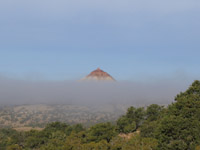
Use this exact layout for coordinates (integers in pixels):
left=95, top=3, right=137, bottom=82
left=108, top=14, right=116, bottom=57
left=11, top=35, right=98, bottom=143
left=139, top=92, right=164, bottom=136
left=0, top=0, right=200, bottom=81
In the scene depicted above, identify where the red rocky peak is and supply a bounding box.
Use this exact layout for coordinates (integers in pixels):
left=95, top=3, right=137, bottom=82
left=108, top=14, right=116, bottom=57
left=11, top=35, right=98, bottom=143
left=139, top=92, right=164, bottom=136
left=83, top=68, right=115, bottom=81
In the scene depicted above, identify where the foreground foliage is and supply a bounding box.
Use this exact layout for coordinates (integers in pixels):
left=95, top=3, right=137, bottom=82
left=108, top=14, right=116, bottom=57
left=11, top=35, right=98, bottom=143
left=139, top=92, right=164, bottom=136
left=1, top=80, right=200, bottom=150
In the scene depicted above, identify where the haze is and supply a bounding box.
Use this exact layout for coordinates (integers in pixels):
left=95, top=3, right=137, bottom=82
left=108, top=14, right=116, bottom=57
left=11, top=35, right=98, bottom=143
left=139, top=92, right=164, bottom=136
left=0, top=76, right=192, bottom=106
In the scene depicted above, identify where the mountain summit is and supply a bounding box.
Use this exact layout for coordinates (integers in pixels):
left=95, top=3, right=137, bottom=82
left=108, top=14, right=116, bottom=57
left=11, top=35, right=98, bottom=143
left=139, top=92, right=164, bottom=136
left=82, top=68, right=115, bottom=81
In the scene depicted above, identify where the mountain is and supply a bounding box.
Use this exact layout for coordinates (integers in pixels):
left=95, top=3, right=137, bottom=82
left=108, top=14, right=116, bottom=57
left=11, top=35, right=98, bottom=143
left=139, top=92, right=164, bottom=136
left=82, top=68, right=116, bottom=81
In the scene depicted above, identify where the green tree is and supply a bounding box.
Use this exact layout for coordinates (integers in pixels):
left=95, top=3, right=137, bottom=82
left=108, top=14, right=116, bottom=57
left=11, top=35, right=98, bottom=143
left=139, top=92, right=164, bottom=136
left=117, top=106, right=145, bottom=133
left=169, top=80, right=200, bottom=119
left=116, top=116, right=136, bottom=133
left=156, top=80, right=200, bottom=150
left=73, top=124, right=85, bottom=133
left=146, top=104, right=164, bottom=121
left=140, top=121, right=157, bottom=138
left=140, top=104, right=165, bottom=138
left=87, top=122, right=116, bottom=143
left=64, top=132, right=84, bottom=150
left=156, top=115, right=200, bottom=150
left=126, top=107, right=145, bottom=128
left=120, top=135, right=158, bottom=150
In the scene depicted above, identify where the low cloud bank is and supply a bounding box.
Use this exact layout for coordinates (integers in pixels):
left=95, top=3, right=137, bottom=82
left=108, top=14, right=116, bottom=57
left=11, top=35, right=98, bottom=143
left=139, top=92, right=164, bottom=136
left=0, top=76, right=192, bottom=106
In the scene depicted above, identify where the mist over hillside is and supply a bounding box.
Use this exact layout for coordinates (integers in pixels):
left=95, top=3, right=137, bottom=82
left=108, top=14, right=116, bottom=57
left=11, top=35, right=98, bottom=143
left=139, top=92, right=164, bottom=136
left=0, top=76, right=191, bottom=106
left=0, top=75, right=194, bottom=128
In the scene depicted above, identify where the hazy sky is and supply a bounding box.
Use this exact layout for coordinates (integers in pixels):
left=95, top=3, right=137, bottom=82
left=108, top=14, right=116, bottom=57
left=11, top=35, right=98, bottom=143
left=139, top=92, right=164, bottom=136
left=0, top=77, right=190, bottom=106
left=0, top=0, right=200, bottom=81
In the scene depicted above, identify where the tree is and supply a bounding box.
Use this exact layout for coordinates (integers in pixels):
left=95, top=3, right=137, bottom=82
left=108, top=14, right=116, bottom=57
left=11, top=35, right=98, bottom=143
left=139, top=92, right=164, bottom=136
left=140, top=121, right=157, bottom=138
left=117, top=106, right=145, bottom=133
left=116, top=116, right=136, bottom=133
left=156, top=115, right=200, bottom=150
left=87, top=122, right=116, bottom=143
left=168, top=80, right=200, bottom=120
left=122, top=135, right=158, bottom=150
left=156, top=80, right=200, bottom=150
left=126, top=107, right=145, bottom=128
left=140, top=104, right=165, bottom=138
left=64, top=132, right=84, bottom=150
left=146, top=104, right=164, bottom=121
left=73, top=124, right=85, bottom=133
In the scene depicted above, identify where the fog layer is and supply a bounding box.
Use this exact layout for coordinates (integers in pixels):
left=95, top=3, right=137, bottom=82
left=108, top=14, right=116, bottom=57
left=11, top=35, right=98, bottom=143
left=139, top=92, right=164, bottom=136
left=0, top=76, right=192, bottom=106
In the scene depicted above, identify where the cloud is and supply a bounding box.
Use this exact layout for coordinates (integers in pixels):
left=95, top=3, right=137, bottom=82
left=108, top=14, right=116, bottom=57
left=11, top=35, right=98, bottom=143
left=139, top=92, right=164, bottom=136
left=0, top=76, right=191, bottom=106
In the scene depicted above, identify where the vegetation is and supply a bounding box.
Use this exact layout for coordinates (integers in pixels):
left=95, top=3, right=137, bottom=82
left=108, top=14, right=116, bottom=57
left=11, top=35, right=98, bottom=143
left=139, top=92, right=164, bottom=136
left=0, top=80, right=200, bottom=150
left=0, top=104, right=126, bottom=128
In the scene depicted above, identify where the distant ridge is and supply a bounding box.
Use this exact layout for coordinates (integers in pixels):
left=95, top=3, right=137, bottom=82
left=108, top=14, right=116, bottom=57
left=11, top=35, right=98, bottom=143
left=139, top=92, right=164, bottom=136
left=82, top=68, right=116, bottom=81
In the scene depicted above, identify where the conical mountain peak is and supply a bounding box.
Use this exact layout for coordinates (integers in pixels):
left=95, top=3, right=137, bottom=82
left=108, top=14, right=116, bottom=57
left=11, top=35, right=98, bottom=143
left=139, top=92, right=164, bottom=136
left=82, top=68, right=115, bottom=81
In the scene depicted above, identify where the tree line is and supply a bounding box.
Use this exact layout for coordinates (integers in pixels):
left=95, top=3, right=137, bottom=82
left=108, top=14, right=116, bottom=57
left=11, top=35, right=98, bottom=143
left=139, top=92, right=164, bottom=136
left=1, top=80, right=200, bottom=150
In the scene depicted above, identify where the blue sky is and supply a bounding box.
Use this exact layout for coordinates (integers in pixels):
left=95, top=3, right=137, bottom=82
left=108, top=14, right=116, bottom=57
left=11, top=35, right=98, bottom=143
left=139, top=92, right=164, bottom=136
left=0, top=0, right=200, bottom=81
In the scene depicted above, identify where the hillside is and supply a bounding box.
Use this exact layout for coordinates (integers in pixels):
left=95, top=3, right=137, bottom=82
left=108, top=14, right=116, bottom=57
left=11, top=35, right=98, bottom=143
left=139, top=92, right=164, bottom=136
left=0, top=104, right=127, bottom=128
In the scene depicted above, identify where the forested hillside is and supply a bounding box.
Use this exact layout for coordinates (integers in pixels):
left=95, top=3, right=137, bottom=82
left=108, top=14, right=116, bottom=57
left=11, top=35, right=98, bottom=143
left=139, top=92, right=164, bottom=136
left=0, top=104, right=127, bottom=128
left=1, top=80, right=200, bottom=150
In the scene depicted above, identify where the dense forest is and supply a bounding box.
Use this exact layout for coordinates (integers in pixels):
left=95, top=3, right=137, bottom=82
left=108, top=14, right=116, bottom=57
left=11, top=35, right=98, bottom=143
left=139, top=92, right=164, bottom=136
left=1, top=80, right=200, bottom=150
